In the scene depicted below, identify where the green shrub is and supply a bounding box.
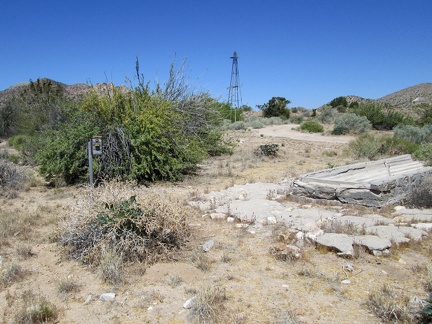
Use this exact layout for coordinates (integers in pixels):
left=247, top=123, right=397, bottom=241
left=7, top=135, right=30, bottom=150
left=315, top=105, right=337, bottom=124
left=258, top=97, right=290, bottom=119
left=251, top=119, right=264, bottom=129
left=420, top=293, right=432, bottom=323
left=256, top=144, right=279, bottom=157
left=378, top=136, right=419, bottom=156
left=331, top=126, right=349, bottom=135
left=393, top=125, right=424, bottom=144
left=333, top=113, right=372, bottom=134
left=289, top=116, right=304, bottom=124
left=300, top=121, right=324, bottom=133
left=413, top=143, right=432, bottom=165
left=349, top=133, right=382, bottom=160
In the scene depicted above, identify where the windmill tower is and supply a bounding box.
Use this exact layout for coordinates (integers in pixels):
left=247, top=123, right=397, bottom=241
left=228, top=51, right=242, bottom=122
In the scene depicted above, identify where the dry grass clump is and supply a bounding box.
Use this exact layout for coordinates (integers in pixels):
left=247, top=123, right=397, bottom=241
left=0, top=158, right=29, bottom=192
left=15, top=241, right=34, bottom=259
left=189, top=283, right=227, bottom=324
left=57, top=277, right=80, bottom=295
left=0, top=262, right=28, bottom=287
left=366, top=284, right=415, bottom=323
left=14, top=290, right=58, bottom=324
left=98, top=245, right=124, bottom=284
left=0, top=210, right=37, bottom=242
left=58, top=181, right=194, bottom=266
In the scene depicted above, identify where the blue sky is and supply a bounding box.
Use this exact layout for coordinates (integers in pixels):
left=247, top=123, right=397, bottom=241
left=1, top=1, right=431, bottom=109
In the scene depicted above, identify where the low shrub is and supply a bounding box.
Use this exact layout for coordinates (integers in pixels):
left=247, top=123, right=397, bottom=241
left=348, top=133, right=382, bottom=160
left=300, top=121, right=324, bottom=133
left=59, top=181, right=194, bottom=265
left=289, top=115, right=304, bottom=124
left=14, top=290, right=58, bottom=324
left=315, top=105, right=337, bottom=124
left=0, top=159, right=28, bottom=190
left=366, top=284, right=414, bottom=323
left=256, top=144, right=279, bottom=157
left=378, top=136, right=419, bottom=156
left=189, top=283, right=227, bottom=324
left=331, top=125, right=349, bottom=135
left=333, top=113, right=372, bottom=134
left=414, top=143, right=432, bottom=165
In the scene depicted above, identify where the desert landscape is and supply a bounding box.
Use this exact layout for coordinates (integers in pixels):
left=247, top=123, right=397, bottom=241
left=1, top=122, right=432, bottom=323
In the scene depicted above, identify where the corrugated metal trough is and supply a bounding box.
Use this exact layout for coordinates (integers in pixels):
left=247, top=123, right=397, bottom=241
left=293, top=155, right=432, bottom=207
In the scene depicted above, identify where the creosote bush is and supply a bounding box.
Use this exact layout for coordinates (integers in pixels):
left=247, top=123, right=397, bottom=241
left=300, top=120, right=324, bottom=133
left=59, top=181, right=195, bottom=265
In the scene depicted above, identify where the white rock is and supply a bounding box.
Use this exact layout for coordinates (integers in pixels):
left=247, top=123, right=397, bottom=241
left=341, top=280, right=351, bottom=284
left=210, top=213, right=226, bottom=220
left=183, top=297, right=195, bottom=309
left=202, top=240, right=214, bottom=252
left=99, top=293, right=115, bottom=301
left=266, top=216, right=277, bottom=225
left=227, top=217, right=235, bottom=223
left=394, top=206, right=406, bottom=211
left=84, top=295, right=92, bottom=305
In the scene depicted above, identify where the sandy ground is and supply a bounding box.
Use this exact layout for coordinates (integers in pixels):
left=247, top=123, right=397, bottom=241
left=0, top=127, right=430, bottom=323
left=254, top=124, right=355, bottom=143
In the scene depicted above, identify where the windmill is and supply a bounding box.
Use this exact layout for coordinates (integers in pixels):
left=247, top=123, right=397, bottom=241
left=227, top=51, right=242, bottom=122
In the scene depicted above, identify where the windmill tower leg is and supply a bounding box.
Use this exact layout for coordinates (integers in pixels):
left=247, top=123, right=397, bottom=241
left=228, top=51, right=242, bottom=122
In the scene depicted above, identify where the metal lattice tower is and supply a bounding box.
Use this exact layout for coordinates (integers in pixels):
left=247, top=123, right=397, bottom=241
left=228, top=51, right=242, bottom=121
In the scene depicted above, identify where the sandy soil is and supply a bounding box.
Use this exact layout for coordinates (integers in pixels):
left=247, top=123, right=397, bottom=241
left=0, top=127, right=430, bottom=323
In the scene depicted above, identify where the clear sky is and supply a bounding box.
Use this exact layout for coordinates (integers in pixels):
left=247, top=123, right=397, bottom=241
left=1, top=1, right=431, bottom=109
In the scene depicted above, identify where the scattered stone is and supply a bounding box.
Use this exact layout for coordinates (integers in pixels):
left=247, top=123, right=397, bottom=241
left=227, top=217, right=235, bottom=223
left=316, top=233, right=354, bottom=256
left=372, top=249, right=390, bottom=257
left=235, top=224, right=249, bottom=228
left=183, top=297, right=195, bottom=309
left=282, top=284, right=289, bottom=289
left=99, top=293, right=115, bottom=301
left=341, top=280, right=351, bottom=284
left=343, top=263, right=354, bottom=272
left=266, top=216, right=277, bottom=225
left=394, top=206, right=406, bottom=211
left=353, top=235, right=392, bottom=251
left=202, top=240, right=214, bottom=252
left=305, top=227, right=324, bottom=242
left=84, top=295, right=92, bottom=305
left=210, top=213, right=226, bottom=220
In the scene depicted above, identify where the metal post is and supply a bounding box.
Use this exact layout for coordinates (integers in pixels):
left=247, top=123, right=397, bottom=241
left=88, top=141, right=94, bottom=201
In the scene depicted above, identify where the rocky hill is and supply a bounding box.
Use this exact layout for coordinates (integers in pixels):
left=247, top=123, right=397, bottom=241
left=0, top=78, right=129, bottom=105
left=376, top=83, right=432, bottom=107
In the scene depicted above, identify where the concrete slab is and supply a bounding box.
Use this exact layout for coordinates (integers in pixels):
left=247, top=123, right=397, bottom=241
left=293, top=155, right=432, bottom=207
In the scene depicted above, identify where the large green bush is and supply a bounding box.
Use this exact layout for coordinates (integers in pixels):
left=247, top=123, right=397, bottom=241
left=257, top=97, right=291, bottom=119
left=36, top=64, right=229, bottom=184
left=393, top=124, right=432, bottom=144
left=348, top=133, right=382, bottom=160
left=350, top=103, right=407, bottom=130
left=300, top=120, right=324, bottom=133
left=333, top=113, right=372, bottom=134
left=315, top=105, right=337, bottom=124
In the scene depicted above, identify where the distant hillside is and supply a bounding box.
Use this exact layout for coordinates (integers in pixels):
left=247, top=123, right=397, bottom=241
left=376, top=83, right=432, bottom=107
left=0, top=78, right=128, bottom=105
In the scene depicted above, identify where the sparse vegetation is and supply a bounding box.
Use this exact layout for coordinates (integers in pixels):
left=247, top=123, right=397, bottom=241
left=14, top=290, right=58, bottom=324
left=366, top=284, right=414, bottom=323
left=188, top=283, right=227, bottom=324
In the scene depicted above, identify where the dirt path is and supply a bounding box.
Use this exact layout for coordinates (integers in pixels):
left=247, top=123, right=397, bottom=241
left=254, top=124, right=355, bottom=143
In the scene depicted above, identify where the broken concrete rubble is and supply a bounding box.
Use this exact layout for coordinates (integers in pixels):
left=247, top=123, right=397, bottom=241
left=293, top=154, right=432, bottom=207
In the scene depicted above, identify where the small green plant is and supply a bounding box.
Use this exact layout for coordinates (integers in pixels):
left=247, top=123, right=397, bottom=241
left=300, top=121, right=324, bottom=133
left=256, top=144, right=279, bottom=157
left=420, top=293, right=432, bottom=323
